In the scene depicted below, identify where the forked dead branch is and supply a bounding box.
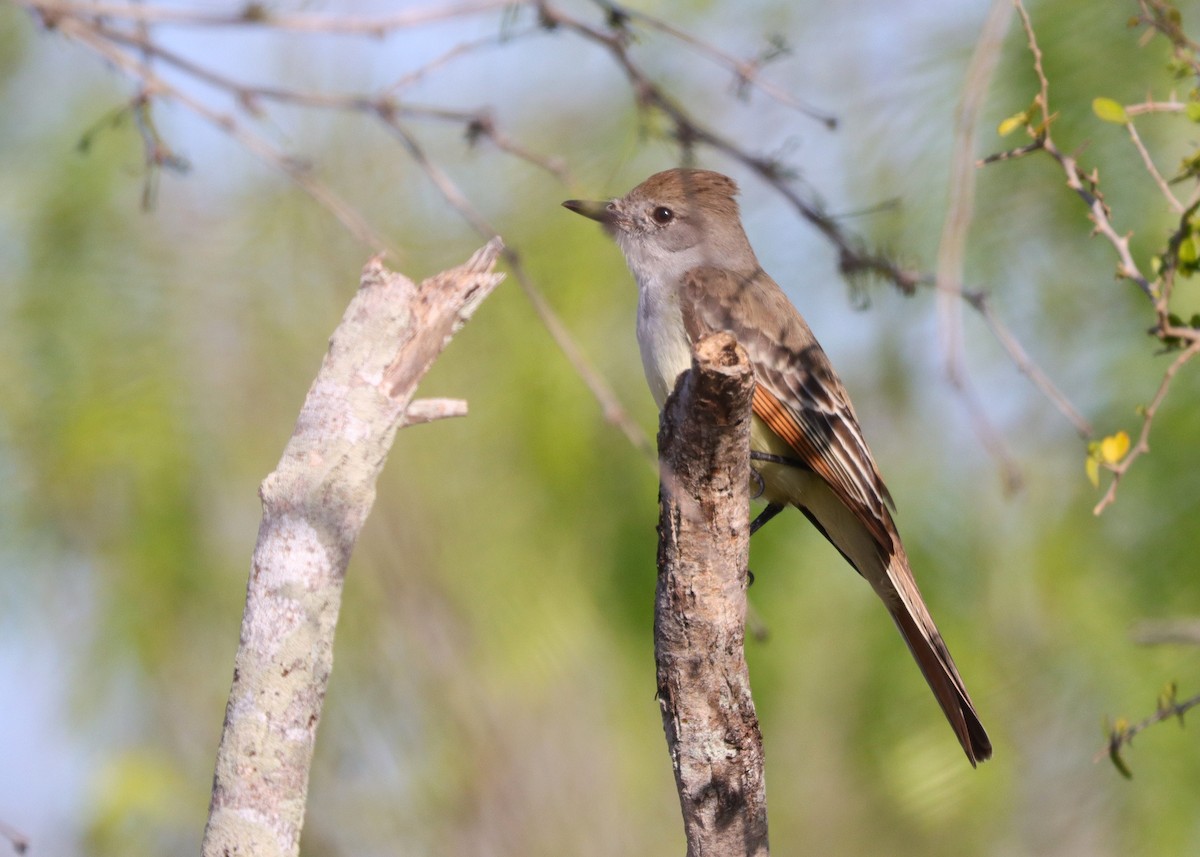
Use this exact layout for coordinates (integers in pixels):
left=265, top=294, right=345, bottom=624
left=201, top=241, right=504, bottom=857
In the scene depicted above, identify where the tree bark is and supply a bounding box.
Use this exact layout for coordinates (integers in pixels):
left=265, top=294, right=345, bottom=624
left=655, top=331, right=769, bottom=856
left=201, top=240, right=504, bottom=857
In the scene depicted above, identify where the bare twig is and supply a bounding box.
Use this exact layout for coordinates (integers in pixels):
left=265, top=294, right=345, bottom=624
left=0, top=819, right=29, bottom=855
left=201, top=241, right=504, bottom=857
left=960, top=288, right=1092, bottom=437
left=655, top=332, right=767, bottom=856
left=1096, top=683, right=1200, bottom=778
left=938, top=0, right=1012, bottom=368
left=1015, top=0, right=1050, bottom=118
left=83, top=17, right=572, bottom=185
left=590, top=0, right=837, bottom=127
left=56, top=16, right=393, bottom=250
left=380, top=115, right=654, bottom=458
left=1125, top=99, right=1187, bottom=117
left=535, top=0, right=923, bottom=295
left=1132, top=618, right=1200, bottom=646
left=1048, top=141, right=1155, bottom=297
left=1093, top=337, right=1200, bottom=514
left=1135, top=0, right=1200, bottom=76
left=1124, top=119, right=1183, bottom=214
left=983, top=1, right=1200, bottom=508
left=1004, top=0, right=1158, bottom=291
left=31, top=0, right=516, bottom=32
left=936, top=0, right=1021, bottom=491
left=403, top=397, right=470, bottom=426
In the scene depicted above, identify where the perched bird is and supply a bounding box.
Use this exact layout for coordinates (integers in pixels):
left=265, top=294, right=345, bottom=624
left=564, top=168, right=991, bottom=765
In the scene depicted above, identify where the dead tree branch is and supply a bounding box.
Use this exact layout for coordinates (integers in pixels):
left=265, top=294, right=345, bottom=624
left=200, top=240, right=504, bottom=857
left=655, top=332, right=767, bottom=857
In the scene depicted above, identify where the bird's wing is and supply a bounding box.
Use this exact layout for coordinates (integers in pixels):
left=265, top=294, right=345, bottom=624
left=681, top=267, right=992, bottom=765
left=680, top=266, right=895, bottom=549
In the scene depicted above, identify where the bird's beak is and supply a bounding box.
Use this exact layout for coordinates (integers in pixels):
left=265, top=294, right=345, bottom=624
left=562, top=198, right=614, bottom=224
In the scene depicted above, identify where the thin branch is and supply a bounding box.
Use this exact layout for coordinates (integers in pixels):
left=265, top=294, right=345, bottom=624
left=960, top=288, right=1093, bottom=438
left=976, top=136, right=1045, bottom=165
left=936, top=0, right=1020, bottom=490
left=403, top=397, right=470, bottom=426
left=537, top=0, right=922, bottom=295
left=1006, top=0, right=1155, bottom=298
left=1132, top=618, right=1200, bottom=646
left=383, top=27, right=537, bottom=94
left=380, top=115, right=654, bottom=459
left=998, top=0, right=1200, bottom=511
left=57, top=17, right=394, bottom=251
left=1124, top=119, right=1183, bottom=214
left=1124, top=99, right=1187, bottom=117
left=1135, top=0, right=1200, bottom=76
left=1093, top=337, right=1200, bottom=514
left=31, top=0, right=516, bottom=33
left=981, top=1, right=1200, bottom=508
left=1015, top=0, right=1049, bottom=123
left=1046, top=141, right=1154, bottom=295
left=0, top=820, right=29, bottom=856
left=590, top=0, right=836, bottom=127
left=938, top=0, right=1012, bottom=369
left=84, top=17, right=573, bottom=185
left=1096, top=683, right=1200, bottom=778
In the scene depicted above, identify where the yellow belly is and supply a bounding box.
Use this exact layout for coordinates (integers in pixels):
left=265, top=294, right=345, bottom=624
left=749, top=413, right=878, bottom=578
left=749, top=413, right=808, bottom=506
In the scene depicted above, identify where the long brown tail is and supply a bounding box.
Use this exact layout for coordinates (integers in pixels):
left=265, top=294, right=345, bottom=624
left=888, top=594, right=992, bottom=765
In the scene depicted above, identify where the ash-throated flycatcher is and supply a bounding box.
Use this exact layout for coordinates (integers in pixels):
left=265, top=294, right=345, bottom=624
left=564, top=168, right=991, bottom=765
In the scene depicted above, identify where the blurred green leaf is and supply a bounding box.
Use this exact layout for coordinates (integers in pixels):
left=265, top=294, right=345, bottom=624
left=1092, top=97, right=1129, bottom=124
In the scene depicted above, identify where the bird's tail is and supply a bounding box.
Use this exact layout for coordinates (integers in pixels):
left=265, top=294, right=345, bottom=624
left=883, top=553, right=992, bottom=765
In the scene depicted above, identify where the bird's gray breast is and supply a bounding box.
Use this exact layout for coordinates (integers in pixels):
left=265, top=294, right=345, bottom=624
left=635, top=274, right=695, bottom=409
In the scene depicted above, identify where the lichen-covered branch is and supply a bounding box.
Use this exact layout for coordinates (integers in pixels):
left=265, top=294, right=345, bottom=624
left=200, top=240, right=504, bottom=857
left=655, top=332, right=767, bottom=857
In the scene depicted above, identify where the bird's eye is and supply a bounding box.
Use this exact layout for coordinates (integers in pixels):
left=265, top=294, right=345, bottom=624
left=652, top=206, right=674, bottom=224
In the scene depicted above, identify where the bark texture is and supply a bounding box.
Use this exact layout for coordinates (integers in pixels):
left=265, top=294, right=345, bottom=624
left=201, top=240, right=504, bottom=857
left=655, top=331, right=769, bottom=856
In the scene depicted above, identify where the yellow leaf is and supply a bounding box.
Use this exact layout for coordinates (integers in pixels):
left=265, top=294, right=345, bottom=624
left=1086, top=455, right=1100, bottom=488
left=1092, top=97, right=1129, bottom=124
left=1158, top=681, right=1178, bottom=713
left=997, top=112, right=1027, bottom=137
left=1100, top=431, right=1130, bottom=463
left=1182, top=236, right=1199, bottom=265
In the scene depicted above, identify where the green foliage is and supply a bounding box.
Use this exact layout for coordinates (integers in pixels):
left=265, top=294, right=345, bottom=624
left=6, top=116, right=229, bottom=673
left=1092, top=96, right=1130, bottom=124
left=84, top=751, right=196, bottom=856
